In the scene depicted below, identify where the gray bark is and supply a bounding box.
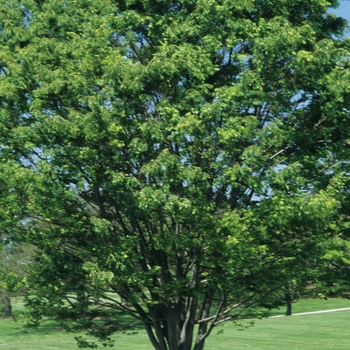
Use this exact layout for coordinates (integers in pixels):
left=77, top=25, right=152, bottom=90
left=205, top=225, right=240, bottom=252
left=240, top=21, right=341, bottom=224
left=285, top=301, right=292, bottom=316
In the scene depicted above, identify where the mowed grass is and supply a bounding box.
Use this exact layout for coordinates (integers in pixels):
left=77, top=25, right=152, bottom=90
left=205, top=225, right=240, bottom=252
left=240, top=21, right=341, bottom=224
left=1, top=298, right=350, bottom=349
left=206, top=310, right=350, bottom=349
left=0, top=318, right=81, bottom=349
left=263, top=297, right=350, bottom=317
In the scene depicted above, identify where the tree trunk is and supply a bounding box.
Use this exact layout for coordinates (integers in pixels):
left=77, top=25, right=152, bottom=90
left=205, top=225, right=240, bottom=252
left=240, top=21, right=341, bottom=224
left=77, top=290, right=87, bottom=322
left=285, top=299, right=292, bottom=316
left=143, top=302, right=199, bottom=350
left=1, top=295, right=12, bottom=317
left=284, top=292, right=296, bottom=316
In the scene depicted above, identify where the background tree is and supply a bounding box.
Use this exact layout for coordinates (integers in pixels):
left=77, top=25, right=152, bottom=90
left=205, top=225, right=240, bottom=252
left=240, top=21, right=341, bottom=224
left=0, top=0, right=350, bottom=349
left=0, top=159, right=35, bottom=317
left=0, top=241, right=34, bottom=317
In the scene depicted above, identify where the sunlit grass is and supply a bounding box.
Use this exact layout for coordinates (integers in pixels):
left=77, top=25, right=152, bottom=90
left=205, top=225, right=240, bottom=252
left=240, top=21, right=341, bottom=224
left=262, top=297, right=350, bottom=317
left=1, top=297, right=350, bottom=349
left=206, top=310, right=350, bottom=349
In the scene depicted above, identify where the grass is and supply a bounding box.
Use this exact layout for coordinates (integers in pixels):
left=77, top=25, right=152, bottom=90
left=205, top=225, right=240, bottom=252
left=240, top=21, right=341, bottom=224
left=1, top=297, right=350, bottom=349
left=0, top=318, right=80, bottom=349
left=262, top=297, right=350, bottom=317
left=206, top=311, right=350, bottom=349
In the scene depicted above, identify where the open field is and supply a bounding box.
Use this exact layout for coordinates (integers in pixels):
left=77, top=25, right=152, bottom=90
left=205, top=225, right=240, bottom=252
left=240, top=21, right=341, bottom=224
left=1, top=298, right=350, bottom=349
left=206, top=311, right=350, bottom=349
left=261, top=297, right=350, bottom=317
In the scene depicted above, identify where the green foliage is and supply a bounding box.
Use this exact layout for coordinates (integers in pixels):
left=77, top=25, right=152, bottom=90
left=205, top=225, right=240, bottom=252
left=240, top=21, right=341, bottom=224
left=0, top=0, right=350, bottom=349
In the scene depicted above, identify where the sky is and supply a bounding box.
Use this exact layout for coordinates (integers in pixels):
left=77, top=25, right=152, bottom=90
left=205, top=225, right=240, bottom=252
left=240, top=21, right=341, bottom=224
left=329, top=0, right=350, bottom=35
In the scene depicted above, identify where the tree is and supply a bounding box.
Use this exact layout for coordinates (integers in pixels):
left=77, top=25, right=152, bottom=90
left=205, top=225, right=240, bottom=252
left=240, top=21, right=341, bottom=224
left=0, top=0, right=350, bottom=349
left=0, top=241, right=34, bottom=317
left=0, top=244, right=15, bottom=317
left=0, top=159, right=36, bottom=317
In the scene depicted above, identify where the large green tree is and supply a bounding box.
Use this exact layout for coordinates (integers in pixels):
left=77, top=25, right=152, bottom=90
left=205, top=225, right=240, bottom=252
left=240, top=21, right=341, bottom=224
left=1, top=0, right=350, bottom=349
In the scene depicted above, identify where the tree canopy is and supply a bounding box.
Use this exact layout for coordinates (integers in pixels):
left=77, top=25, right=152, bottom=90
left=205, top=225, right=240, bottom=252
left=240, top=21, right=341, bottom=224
left=0, top=0, right=350, bottom=349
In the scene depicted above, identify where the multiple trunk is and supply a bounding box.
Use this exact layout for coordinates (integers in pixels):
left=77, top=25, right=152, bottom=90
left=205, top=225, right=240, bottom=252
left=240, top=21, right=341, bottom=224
left=139, top=299, right=208, bottom=350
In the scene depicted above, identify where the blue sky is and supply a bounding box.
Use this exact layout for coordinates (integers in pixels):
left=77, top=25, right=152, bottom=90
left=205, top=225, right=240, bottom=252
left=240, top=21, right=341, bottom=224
left=329, top=0, right=350, bottom=35
left=331, top=0, right=350, bottom=18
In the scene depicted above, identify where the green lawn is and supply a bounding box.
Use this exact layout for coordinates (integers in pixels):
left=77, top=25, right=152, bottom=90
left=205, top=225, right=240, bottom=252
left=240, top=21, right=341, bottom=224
left=1, top=298, right=350, bottom=349
left=263, top=297, right=350, bottom=317
left=0, top=318, right=80, bottom=349
left=206, top=311, right=350, bottom=349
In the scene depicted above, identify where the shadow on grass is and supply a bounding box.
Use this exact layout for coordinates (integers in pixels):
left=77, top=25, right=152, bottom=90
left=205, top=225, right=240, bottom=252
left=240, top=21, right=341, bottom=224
left=1, top=307, right=144, bottom=341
